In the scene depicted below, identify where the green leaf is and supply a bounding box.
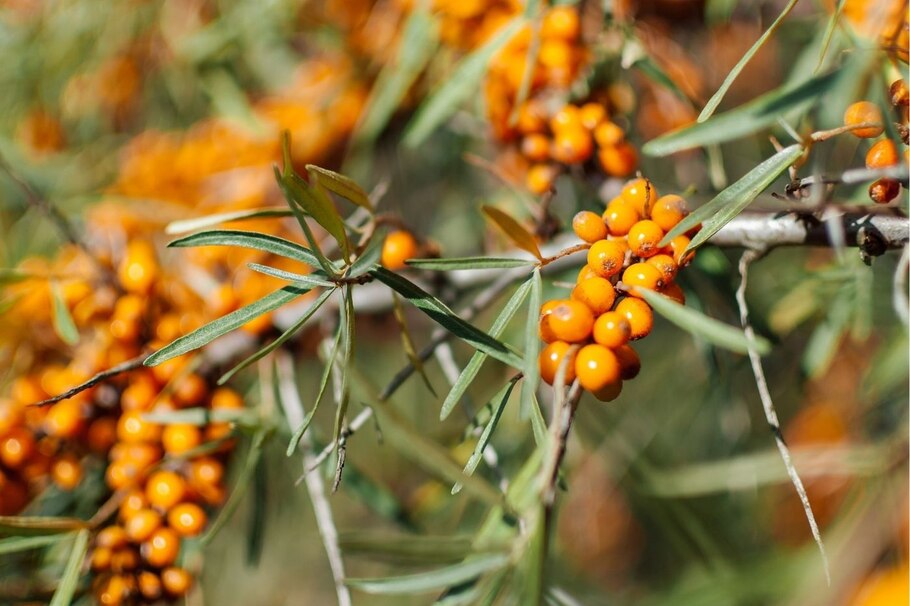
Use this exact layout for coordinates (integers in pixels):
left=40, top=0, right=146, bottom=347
left=306, top=164, right=372, bottom=211
left=49, top=529, right=90, bottom=606
left=698, top=0, right=799, bottom=122
left=370, top=267, right=522, bottom=369
left=406, top=257, right=536, bottom=271
left=333, top=285, right=355, bottom=446
left=218, top=288, right=335, bottom=385
left=440, top=278, right=532, bottom=420
left=662, top=144, right=804, bottom=252
left=0, top=534, right=63, bottom=555
left=404, top=18, right=524, bottom=147
left=277, top=166, right=339, bottom=277
left=0, top=516, right=88, bottom=536
left=348, top=233, right=385, bottom=278
left=168, top=229, right=320, bottom=267
left=520, top=507, right=547, bottom=606
left=51, top=282, right=79, bottom=346
left=247, top=263, right=335, bottom=288
left=519, top=269, right=542, bottom=419
left=638, top=289, right=771, bottom=355
left=453, top=379, right=518, bottom=494
left=165, top=208, right=293, bottom=235
left=144, top=284, right=311, bottom=367
left=0, top=268, right=30, bottom=285
left=481, top=205, right=542, bottom=260
left=393, top=292, right=436, bottom=397
left=642, top=70, right=838, bottom=156
left=142, top=407, right=253, bottom=426
left=346, top=554, right=509, bottom=594
left=339, top=532, right=482, bottom=565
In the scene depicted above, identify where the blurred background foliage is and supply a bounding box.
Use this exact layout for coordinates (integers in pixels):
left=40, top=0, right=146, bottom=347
left=0, top=0, right=907, bottom=605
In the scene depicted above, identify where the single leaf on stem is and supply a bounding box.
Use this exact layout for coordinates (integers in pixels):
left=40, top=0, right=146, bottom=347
left=482, top=205, right=542, bottom=260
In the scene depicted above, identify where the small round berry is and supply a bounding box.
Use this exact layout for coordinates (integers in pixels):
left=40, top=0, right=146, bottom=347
left=120, top=489, right=148, bottom=520
left=844, top=101, right=884, bottom=138
left=174, top=373, right=208, bottom=407
left=51, top=454, right=82, bottom=490
left=622, top=262, right=664, bottom=295
left=592, top=380, right=623, bottom=402
left=546, top=300, right=595, bottom=342
left=91, top=546, right=113, bottom=571
left=167, top=502, right=207, bottom=537
left=614, top=344, right=641, bottom=380
left=43, top=400, right=84, bottom=438
left=572, top=277, right=617, bottom=314
left=539, top=39, right=574, bottom=70
left=602, top=198, right=640, bottom=236
left=146, top=470, right=187, bottom=511
left=517, top=100, right=547, bottom=134
left=597, top=142, right=638, bottom=177
left=667, top=235, right=695, bottom=266
left=615, top=298, right=654, bottom=340
left=381, top=231, right=419, bottom=270
left=620, top=178, right=659, bottom=216
left=161, top=567, right=193, bottom=596
left=869, top=179, right=901, bottom=203
left=118, top=240, right=158, bottom=295
left=660, top=282, right=686, bottom=305
left=138, top=571, right=163, bottom=601
left=866, top=139, right=899, bottom=169
left=586, top=240, right=626, bottom=278
left=575, top=344, right=621, bottom=393
left=97, top=526, right=129, bottom=550
left=87, top=416, right=118, bottom=454
left=189, top=457, right=224, bottom=488
left=110, top=547, right=139, bottom=572
left=0, top=428, right=35, bottom=469
left=141, top=527, right=180, bottom=568
left=551, top=128, right=593, bottom=164
left=539, top=341, right=578, bottom=385
left=576, top=264, right=599, bottom=283
left=579, top=103, right=607, bottom=130
left=572, top=211, right=608, bottom=243
left=521, top=134, right=551, bottom=162
left=162, top=424, right=202, bottom=455
left=890, top=79, right=909, bottom=107
left=120, top=380, right=157, bottom=412
left=211, top=387, right=243, bottom=410
left=96, top=574, right=130, bottom=606
left=649, top=195, right=689, bottom=231
left=628, top=220, right=665, bottom=258
left=550, top=105, right=582, bottom=133
left=527, top=163, right=558, bottom=194
left=646, top=254, right=678, bottom=282
left=116, top=411, right=161, bottom=444
left=541, top=5, right=580, bottom=40
left=124, top=508, right=162, bottom=542
left=592, top=312, right=631, bottom=348
left=593, top=121, right=625, bottom=147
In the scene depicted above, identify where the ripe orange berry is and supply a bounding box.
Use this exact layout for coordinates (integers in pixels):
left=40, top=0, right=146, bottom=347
left=118, top=240, right=159, bottom=295
left=211, top=387, right=243, bottom=410
left=615, top=297, right=654, bottom=340
left=517, top=100, right=548, bottom=134
left=575, top=344, right=621, bottom=393
left=0, top=400, right=22, bottom=436
left=667, top=235, right=695, bottom=266
left=91, top=546, right=112, bottom=571
left=124, top=508, right=162, bottom=542
left=592, top=311, right=631, bottom=348
left=146, top=470, right=187, bottom=511
left=869, top=178, right=901, bottom=203
left=866, top=139, right=900, bottom=169
left=43, top=399, right=84, bottom=438
left=87, top=417, right=118, bottom=454
left=891, top=79, right=909, bottom=107
left=586, top=239, right=626, bottom=278
left=592, top=379, right=623, bottom=402
left=551, top=128, right=593, bottom=164
left=550, top=105, right=582, bottom=133
left=597, top=142, right=638, bottom=177
left=538, top=313, right=557, bottom=343
left=174, top=373, right=208, bottom=407
left=602, top=198, right=640, bottom=236
left=620, top=178, right=659, bottom=216
left=0, top=428, right=35, bottom=468
left=96, top=574, right=130, bottom=606
left=660, top=281, right=686, bottom=305
left=105, top=460, right=139, bottom=491
left=141, top=527, right=180, bottom=568
left=51, top=454, right=82, bottom=490
left=120, top=379, right=158, bottom=412
left=628, top=220, right=665, bottom=258
left=167, top=502, right=207, bottom=537
left=843, top=101, right=884, bottom=138
left=539, top=39, right=574, bottom=70
left=579, top=103, right=607, bottom=130
left=161, top=567, right=192, bottom=596
left=381, top=230, right=419, bottom=270
left=622, top=262, right=664, bottom=295
left=576, top=264, right=599, bottom=283
left=138, top=571, right=163, bottom=601
left=649, top=195, right=689, bottom=231
left=110, top=547, right=139, bottom=572
left=189, top=457, right=224, bottom=488
left=526, top=163, right=558, bottom=194
left=541, top=5, right=580, bottom=40
left=162, top=424, right=202, bottom=455
left=117, top=411, right=161, bottom=444
left=646, top=254, right=678, bottom=282
left=614, top=344, right=641, bottom=380
left=593, top=121, right=625, bottom=147
left=572, top=277, right=617, bottom=314
left=120, top=489, right=149, bottom=520
left=539, top=341, right=578, bottom=385
left=97, top=526, right=129, bottom=550
left=572, top=211, right=608, bottom=243
left=520, top=134, right=551, bottom=162
left=546, top=300, right=595, bottom=342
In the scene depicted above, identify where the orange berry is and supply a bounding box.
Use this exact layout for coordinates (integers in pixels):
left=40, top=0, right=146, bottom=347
left=141, top=527, right=180, bottom=568
left=592, top=311, right=631, bottom=348
left=162, top=424, right=202, bottom=455
left=189, top=457, right=224, bottom=488
left=521, top=134, right=551, bottom=162
left=866, top=139, right=899, bottom=169
left=526, top=163, right=558, bottom=194
left=91, top=546, right=113, bottom=571
left=551, top=128, right=593, bottom=164
left=622, top=262, right=664, bottom=295
left=138, top=571, right=163, bottom=601
left=843, top=101, right=884, bottom=138
left=646, top=254, right=678, bottom=282
left=97, top=526, right=129, bottom=550
left=891, top=79, right=909, bottom=107
left=124, top=508, right=162, bottom=542
left=614, top=344, right=641, bottom=380
left=628, top=220, right=665, bottom=258
left=151, top=356, right=187, bottom=385
left=586, top=239, right=626, bottom=278
left=593, top=121, right=625, bottom=147
left=120, top=379, right=158, bottom=412
left=541, top=5, right=580, bottom=40
left=602, top=198, right=640, bottom=236
left=161, top=567, right=193, bottom=596
left=118, top=240, right=158, bottom=295
left=539, top=314, right=557, bottom=343
left=597, top=142, right=638, bottom=176
left=51, top=454, right=82, bottom=490
left=43, top=399, right=84, bottom=438
left=0, top=428, right=35, bottom=468
left=660, top=281, right=686, bottom=305
left=576, top=264, right=599, bottom=283
left=517, top=100, right=548, bottom=134
left=116, top=411, right=161, bottom=443
left=539, top=39, right=574, bottom=70
left=572, top=211, right=608, bottom=243
left=146, top=470, right=187, bottom=511
left=120, top=489, right=149, bottom=520
left=105, top=460, right=139, bottom=491
left=96, top=574, right=130, bottom=606
left=546, top=299, right=595, bottom=342
left=592, top=379, right=623, bottom=402
left=550, top=105, right=582, bottom=133
left=539, top=341, right=578, bottom=385
left=869, top=178, right=901, bottom=203
left=381, top=230, right=419, bottom=270
left=620, top=178, right=659, bottom=216
left=571, top=277, right=617, bottom=314
left=110, top=547, right=139, bottom=572
left=667, top=235, right=695, bottom=266
left=615, top=297, right=654, bottom=340
left=211, top=387, right=243, bottom=410
left=575, top=344, right=621, bottom=393
left=579, top=103, right=607, bottom=130
left=649, top=194, right=689, bottom=231
left=0, top=399, right=23, bottom=436
left=167, top=502, right=207, bottom=537
left=174, top=373, right=208, bottom=407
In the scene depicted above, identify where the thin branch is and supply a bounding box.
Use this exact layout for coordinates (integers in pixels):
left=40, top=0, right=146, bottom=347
left=31, top=354, right=147, bottom=407
left=541, top=381, right=582, bottom=508
left=736, top=249, right=831, bottom=584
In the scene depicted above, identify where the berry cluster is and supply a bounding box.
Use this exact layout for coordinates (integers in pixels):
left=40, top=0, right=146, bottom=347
left=843, top=79, right=909, bottom=204
left=538, top=178, right=696, bottom=400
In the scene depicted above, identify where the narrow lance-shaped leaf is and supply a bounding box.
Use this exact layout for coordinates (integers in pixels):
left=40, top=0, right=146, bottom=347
left=370, top=267, right=523, bottom=368
left=333, top=285, right=355, bottom=447
left=144, top=284, right=312, bottom=367
left=306, top=164, right=372, bottom=211
left=441, top=277, right=532, bottom=420
left=519, top=269, right=542, bottom=419
left=165, top=207, right=293, bottom=235
left=661, top=144, right=804, bottom=252
left=638, top=289, right=771, bottom=355
left=406, top=257, right=536, bottom=271
left=277, top=168, right=338, bottom=277
left=0, top=515, right=88, bottom=536
left=482, top=205, right=542, bottom=260
left=142, top=407, right=252, bottom=426
left=347, top=231, right=385, bottom=278
left=51, top=282, right=79, bottom=346
left=698, top=0, right=800, bottom=122
left=0, top=534, right=64, bottom=556
left=247, top=263, right=335, bottom=288
left=48, top=529, right=90, bottom=606
left=404, top=17, right=524, bottom=147
left=168, top=229, right=321, bottom=267
left=392, top=292, right=436, bottom=396
left=345, top=553, right=510, bottom=594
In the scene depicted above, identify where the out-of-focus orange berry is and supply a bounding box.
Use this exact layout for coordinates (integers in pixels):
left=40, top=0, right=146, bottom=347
left=381, top=230, right=419, bottom=270
left=597, top=142, right=638, bottom=177
left=146, top=470, right=187, bottom=511
left=118, top=240, right=159, bottom=295
left=167, top=502, right=207, bottom=537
